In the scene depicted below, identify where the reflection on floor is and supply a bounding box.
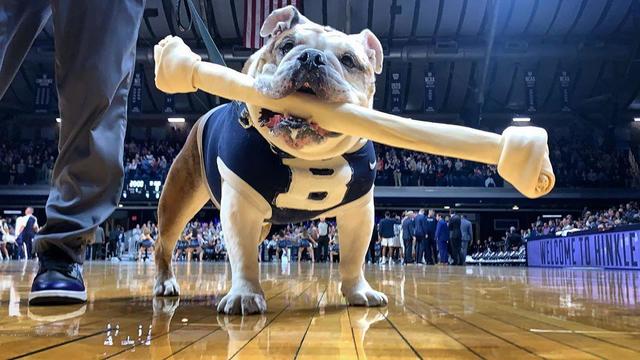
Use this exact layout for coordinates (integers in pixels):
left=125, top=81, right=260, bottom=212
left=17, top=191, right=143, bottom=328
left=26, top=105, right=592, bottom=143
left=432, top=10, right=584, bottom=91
left=0, top=261, right=639, bottom=359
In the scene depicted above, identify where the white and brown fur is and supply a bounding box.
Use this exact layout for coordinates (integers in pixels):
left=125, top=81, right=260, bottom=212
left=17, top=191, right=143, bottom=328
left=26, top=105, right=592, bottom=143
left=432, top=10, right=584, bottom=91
left=153, top=6, right=387, bottom=315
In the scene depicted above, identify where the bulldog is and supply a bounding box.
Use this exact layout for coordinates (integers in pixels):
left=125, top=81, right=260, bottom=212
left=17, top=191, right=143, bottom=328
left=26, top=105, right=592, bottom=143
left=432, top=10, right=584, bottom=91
left=153, top=6, right=389, bottom=315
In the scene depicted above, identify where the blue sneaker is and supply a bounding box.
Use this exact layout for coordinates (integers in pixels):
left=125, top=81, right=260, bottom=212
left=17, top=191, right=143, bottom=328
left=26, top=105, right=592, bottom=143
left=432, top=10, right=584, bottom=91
left=29, top=257, right=87, bottom=305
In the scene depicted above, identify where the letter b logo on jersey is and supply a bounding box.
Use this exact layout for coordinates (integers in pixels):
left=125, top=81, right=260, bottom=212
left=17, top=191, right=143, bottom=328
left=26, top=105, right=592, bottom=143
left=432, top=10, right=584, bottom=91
left=275, top=157, right=352, bottom=210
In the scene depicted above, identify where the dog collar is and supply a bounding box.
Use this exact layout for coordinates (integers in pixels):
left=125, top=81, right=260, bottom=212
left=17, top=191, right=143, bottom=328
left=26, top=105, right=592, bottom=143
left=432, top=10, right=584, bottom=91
left=233, top=101, right=293, bottom=159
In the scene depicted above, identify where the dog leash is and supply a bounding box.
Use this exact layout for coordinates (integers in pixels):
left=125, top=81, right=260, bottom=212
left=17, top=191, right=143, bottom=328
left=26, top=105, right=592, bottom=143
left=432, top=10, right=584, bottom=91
left=167, top=0, right=227, bottom=67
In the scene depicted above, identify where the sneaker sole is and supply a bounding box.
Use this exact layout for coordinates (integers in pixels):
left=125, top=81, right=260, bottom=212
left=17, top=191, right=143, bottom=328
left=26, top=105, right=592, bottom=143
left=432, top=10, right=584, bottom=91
left=29, top=290, right=87, bottom=305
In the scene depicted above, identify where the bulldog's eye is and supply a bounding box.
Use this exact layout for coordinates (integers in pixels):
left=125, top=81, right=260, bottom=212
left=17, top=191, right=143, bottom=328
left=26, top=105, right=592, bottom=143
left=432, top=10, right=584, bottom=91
left=280, top=41, right=295, bottom=55
left=340, top=54, right=356, bottom=69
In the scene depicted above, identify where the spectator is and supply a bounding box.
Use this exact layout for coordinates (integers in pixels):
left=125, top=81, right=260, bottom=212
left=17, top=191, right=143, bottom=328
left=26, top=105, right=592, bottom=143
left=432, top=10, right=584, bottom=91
left=401, top=211, right=415, bottom=263
left=460, top=215, right=473, bottom=264
left=435, top=213, right=449, bottom=265
left=15, top=207, right=38, bottom=260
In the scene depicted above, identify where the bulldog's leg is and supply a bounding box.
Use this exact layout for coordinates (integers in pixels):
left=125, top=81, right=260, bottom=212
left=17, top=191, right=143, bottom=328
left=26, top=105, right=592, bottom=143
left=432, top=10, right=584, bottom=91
left=337, top=195, right=388, bottom=307
left=217, top=182, right=267, bottom=315
left=154, top=124, right=209, bottom=296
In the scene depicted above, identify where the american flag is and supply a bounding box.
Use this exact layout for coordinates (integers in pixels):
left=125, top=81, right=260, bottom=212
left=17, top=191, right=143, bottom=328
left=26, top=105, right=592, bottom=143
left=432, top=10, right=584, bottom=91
left=244, top=0, right=302, bottom=49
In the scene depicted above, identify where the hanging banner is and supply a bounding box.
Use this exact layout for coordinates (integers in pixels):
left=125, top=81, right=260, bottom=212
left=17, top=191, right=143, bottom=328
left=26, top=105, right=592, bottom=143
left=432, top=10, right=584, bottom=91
left=390, top=72, right=402, bottom=113
left=559, top=70, right=571, bottom=112
left=129, top=69, right=143, bottom=113
left=34, top=74, right=54, bottom=114
left=163, top=94, right=175, bottom=113
left=524, top=70, right=537, bottom=113
left=424, top=70, right=436, bottom=112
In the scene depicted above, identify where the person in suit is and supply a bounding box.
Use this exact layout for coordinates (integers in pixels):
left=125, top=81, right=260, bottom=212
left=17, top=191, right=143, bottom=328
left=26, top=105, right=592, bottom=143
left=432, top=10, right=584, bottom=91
left=413, top=209, right=427, bottom=264
left=448, top=210, right=462, bottom=265
left=401, top=211, right=415, bottom=263
left=435, top=213, right=449, bottom=264
left=424, top=209, right=437, bottom=264
left=460, top=215, right=473, bottom=265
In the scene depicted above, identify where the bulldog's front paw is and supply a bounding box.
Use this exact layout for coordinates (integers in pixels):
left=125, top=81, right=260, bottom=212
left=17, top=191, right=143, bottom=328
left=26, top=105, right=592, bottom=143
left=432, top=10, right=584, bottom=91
left=154, top=274, right=180, bottom=297
left=217, top=281, right=267, bottom=315
left=341, top=278, right=388, bottom=307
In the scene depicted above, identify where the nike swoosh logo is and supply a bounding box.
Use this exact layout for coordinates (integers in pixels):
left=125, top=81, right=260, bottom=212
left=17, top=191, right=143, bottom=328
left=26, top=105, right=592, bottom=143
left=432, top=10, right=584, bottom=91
left=369, top=161, right=376, bottom=170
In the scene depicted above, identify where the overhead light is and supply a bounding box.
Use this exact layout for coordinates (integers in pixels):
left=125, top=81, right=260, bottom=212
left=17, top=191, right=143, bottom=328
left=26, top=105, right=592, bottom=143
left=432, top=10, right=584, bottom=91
left=168, top=117, right=185, bottom=123
left=3, top=210, right=21, bottom=215
left=513, top=117, right=530, bottom=122
left=634, top=117, right=640, bottom=122
left=512, top=205, right=520, bottom=210
left=444, top=206, right=451, bottom=210
left=542, top=214, right=562, bottom=218
left=56, top=117, right=61, bottom=123
left=118, top=204, right=123, bottom=208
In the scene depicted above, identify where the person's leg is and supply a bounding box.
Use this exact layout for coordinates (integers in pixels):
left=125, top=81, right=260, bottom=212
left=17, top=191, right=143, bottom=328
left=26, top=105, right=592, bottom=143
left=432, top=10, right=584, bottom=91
left=0, top=0, right=51, bottom=98
left=33, top=0, right=145, bottom=264
left=461, top=241, right=469, bottom=264
left=451, top=237, right=461, bottom=265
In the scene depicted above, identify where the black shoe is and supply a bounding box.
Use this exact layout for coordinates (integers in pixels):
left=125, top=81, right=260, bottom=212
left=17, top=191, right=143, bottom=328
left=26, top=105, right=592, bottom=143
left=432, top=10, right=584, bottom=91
left=29, top=256, right=87, bottom=305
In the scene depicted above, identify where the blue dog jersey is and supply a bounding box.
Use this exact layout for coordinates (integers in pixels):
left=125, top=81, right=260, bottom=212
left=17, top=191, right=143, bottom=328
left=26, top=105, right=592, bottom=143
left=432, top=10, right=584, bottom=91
left=199, top=102, right=376, bottom=224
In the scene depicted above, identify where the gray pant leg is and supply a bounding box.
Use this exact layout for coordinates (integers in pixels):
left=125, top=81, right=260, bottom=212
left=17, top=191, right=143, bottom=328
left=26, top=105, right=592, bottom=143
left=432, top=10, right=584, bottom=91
left=461, top=240, right=469, bottom=264
left=34, top=0, right=145, bottom=263
left=0, top=0, right=51, bottom=98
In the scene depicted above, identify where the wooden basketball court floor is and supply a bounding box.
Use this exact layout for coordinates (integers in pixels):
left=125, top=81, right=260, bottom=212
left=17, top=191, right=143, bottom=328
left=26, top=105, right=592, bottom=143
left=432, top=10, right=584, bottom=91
left=0, top=261, right=639, bottom=359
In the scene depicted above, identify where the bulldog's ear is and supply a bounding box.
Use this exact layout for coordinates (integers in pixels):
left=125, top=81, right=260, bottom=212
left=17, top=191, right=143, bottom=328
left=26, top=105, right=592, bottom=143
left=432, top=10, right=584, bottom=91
left=260, top=5, right=308, bottom=38
left=359, top=29, right=383, bottom=74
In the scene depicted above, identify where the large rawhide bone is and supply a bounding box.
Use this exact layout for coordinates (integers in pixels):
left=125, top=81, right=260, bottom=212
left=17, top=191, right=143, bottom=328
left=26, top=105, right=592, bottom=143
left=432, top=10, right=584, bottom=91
left=154, top=36, right=555, bottom=198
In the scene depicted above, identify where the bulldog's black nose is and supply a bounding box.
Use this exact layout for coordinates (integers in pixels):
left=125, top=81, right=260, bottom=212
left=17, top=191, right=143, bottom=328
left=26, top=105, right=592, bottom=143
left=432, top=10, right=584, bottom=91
left=297, top=49, right=326, bottom=69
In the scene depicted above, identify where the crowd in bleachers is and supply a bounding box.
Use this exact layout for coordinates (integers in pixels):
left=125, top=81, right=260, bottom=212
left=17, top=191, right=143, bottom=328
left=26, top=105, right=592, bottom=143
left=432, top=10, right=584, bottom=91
left=1, top=126, right=636, bottom=188
left=374, top=145, right=503, bottom=187
left=89, top=218, right=340, bottom=263
left=0, top=141, right=56, bottom=185
left=523, top=201, right=640, bottom=238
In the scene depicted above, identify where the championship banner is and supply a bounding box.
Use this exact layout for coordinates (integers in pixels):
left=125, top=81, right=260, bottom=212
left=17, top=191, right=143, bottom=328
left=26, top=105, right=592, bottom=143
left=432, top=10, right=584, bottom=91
left=390, top=72, right=402, bottom=113
left=559, top=70, right=571, bottom=112
left=163, top=94, right=175, bottom=113
left=129, top=69, right=143, bottom=113
left=527, top=227, right=640, bottom=269
left=424, top=70, right=436, bottom=112
left=34, top=74, right=54, bottom=114
left=524, top=70, right=537, bottom=112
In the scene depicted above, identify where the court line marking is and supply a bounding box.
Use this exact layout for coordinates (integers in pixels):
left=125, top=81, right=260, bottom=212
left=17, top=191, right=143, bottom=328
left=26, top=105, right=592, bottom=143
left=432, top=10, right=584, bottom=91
left=411, top=271, right=640, bottom=357
left=382, top=270, right=551, bottom=360
left=292, top=287, right=328, bottom=360
left=471, top=298, right=640, bottom=354
left=143, top=283, right=298, bottom=360
left=415, top=286, right=609, bottom=359
left=376, top=305, right=425, bottom=360
left=9, top=330, right=108, bottom=360
left=344, top=300, right=361, bottom=360
left=228, top=283, right=317, bottom=359
left=384, top=294, right=486, bottom=360
left=530, top=329, right=640, bottom=335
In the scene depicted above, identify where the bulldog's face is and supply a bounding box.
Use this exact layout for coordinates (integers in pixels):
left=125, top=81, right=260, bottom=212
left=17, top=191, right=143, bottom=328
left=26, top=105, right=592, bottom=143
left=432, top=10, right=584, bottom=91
left=244, top=6, right=383, bottom=160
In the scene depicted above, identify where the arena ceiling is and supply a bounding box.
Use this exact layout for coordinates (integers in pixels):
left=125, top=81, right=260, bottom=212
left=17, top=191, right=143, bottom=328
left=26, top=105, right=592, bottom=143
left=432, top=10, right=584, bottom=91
left=2, top=0, right=640, bottom=126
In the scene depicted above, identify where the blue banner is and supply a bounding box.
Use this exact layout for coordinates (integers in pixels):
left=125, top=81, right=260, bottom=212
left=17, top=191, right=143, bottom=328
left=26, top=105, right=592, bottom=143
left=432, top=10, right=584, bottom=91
left=559, top=70, right=571, bottom=112
left=527, top=228, right=640, bottom=269
left=424, top=70, right=435, bottom=112
left=129, top=70, right=143, bottom=113
left=163, top=94, right=175, bottom=113
left=390, top=72, right=402, bottom=113
left=524, top=70, right=537, bottom=113
left=34, top=74, right=54, bottom=114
